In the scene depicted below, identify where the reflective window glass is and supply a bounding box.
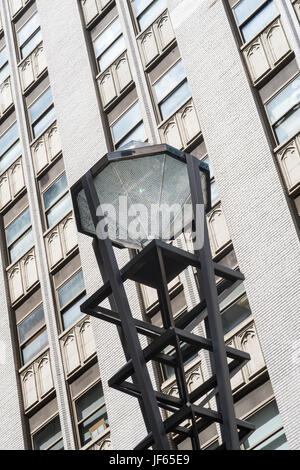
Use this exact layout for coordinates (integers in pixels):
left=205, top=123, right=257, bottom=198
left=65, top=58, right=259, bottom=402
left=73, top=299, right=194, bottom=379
left=22, top=329, right=48, bottom=364
left=240, top=1, right=277, bottom=42
left=18, top=305, right=45, bottom=344
left=244, top=401, right=288, bottom=450
left=112, top=102, right=142, bottom=143
left=58, top=270, right=85, bottom=310
left=62, top=295, right=86, bottom=330
left=138, top=0, right=167, bottom=31
left=33, top=416, right=63, bottom=451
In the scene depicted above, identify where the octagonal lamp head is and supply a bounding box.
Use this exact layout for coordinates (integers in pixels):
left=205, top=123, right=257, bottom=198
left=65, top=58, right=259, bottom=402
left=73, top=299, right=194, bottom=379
left=71, top=142, right=210, bottom=250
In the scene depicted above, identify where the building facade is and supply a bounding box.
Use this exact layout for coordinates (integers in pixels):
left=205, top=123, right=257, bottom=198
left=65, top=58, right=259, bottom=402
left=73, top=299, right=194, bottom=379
left=0, top=0, right=299, bottom=451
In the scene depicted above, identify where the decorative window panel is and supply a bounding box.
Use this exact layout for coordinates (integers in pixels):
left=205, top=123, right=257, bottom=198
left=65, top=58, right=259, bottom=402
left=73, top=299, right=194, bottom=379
left=0, top=158, right=25, bottom=211
left=0, top=78, right=14, bottom=117
left=20, top=349, right=54, bottom=410
left=45, top=212, right=78, bottom=270
left=81, top=0, right=113, bottom=26
left=9, top=0, right=32, bottom=18
left=276, top=131, right=300, bottom=194
left=242, top=18, right=291, bottom=84
left=226, top=320, right=266, bottom=391
left=61, top=316, right=96, bottom=377
left=159, top=99, right=201, bottom=150
left=19, top=42, right=47, bottom=92
left=207, top=204, right=232, bottom=257
left=7, top=248, right=39, bottom=304
left=97, top=52, right=133, bottom=108
left=137, top=9, right=175, bottom=67
left=31, top=121, right=62, bottom=175
left=292, top=0, right=300, bottom=22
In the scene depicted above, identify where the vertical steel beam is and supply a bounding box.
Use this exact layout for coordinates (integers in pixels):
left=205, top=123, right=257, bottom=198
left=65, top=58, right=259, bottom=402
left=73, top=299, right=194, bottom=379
left=82, top=172, right=170, bottom=450
left=186, top=154, right=240, bottom=450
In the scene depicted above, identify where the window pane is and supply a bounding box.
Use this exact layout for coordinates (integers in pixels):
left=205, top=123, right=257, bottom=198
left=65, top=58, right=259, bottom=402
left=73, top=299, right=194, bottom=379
left=138, top=0, right=167, bottom=30
left=267, top=77, right=300, bottom=124
left=117, top=123, right=146, bottom=149
left=76, top=382, right=105, bottom=422
left=274, top=104, right=300, bottom=144
left=0, top=47, right=8, bottom=68
left=221, top=294, right=251, bottom=335
left=0, top=64, right=10, bottom=85
left=9, top=229, right=34, bottom=263
left=98, top=35, right=126, bottom=71
left=49, top=439, right=64, bottom=450
left=255, top=429, right=288, bottom=450
left=94, top=18, right=122, bottom=58
left=133, top=0, right=152, bottom=16
left=154, top=61, right=186, bottom=103
left=112, top=102, right=142, bottom=143
left=33, top=106, right=56, bottom=139
left=0, top=123, right=19, bottom=157
left=21, top=29, right=42, bottom=59
left=0, top=141, right=21, bottom=174
left=62, top=295, right=86, bottom=330
left=30, top=88, right=53, bottom=123
left=210, top=180, right=220, bottom=206
left=46, top=193, right=72, bottom=228
left=18, top=305, right=45, bottom=344
left=6, top=209, right=31, bottom=246
left=44, top=173, right=68, bottom=210
left=203, top=156, right=214, bottom=179
left=22, top=329, right=48, bottom=364
left=33, top=416, right=62, bottom=451
left=241, top=1, right=277, bottom=42
left=79, top=407, right=108, bottom=446
left=244, top=401, right=286, bottom=450
left=234, top=0, right=268, bottom=25
left=6, top=209, right=30, bottom=246
left=58, top=270, right=85, bottom=310
left=160, top=80, right=191, bottom=120
left=18, top=12, right=40, bottom=45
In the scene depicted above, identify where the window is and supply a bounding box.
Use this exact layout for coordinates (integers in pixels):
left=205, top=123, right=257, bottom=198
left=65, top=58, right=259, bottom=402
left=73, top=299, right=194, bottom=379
left=42, top=172, right=72, bottom=228
left=221, top=293, right=251, bottom=335
left=93, top=17, right=126, bottom=72
left=29, top=87, right=56, bottom=139
left=17, top=12, right=42, bottom=59
left=57, top=270, right=86, bottom=330
left=5, top=207, right=34, bottom=264
left=111, top=101, right=146, bottom=148
left=244, top=401, right=288, bottom=450
left=266, top=75, right=300, bottom=144
left=0, top=47, right=9, bottom=85
left=0, top=123, right=22, bottom=175
left=17, top=304, right=48, bottom=365
left=161, top=344, right=198, bottom=382
left=233, top=0, right=278, bottom=43
left=32, top=416, right=64, bottom=450
left=153, top=60, right=191, bottom=121
left=75, top=381, right=108, bottom=447
left=132, top=0, right=167, bottom=31
left=202, top=156, right=220, bottom=207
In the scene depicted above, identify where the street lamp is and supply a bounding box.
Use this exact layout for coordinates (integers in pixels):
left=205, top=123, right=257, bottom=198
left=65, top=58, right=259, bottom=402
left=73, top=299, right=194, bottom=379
left=71, top=142, right=253, bottom=450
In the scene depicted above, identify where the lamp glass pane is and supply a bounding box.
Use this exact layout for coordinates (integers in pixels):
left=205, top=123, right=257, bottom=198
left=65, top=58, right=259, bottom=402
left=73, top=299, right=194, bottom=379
left=93, top=153, right=192, bottom=248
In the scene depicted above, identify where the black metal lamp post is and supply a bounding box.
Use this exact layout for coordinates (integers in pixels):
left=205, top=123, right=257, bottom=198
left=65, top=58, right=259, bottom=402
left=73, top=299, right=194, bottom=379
left=71, top=142, right=254, bottom=450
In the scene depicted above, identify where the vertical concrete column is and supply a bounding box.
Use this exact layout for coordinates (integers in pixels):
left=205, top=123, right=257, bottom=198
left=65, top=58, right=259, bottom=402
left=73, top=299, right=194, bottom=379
left=167, top=0, right=300, bottom=449
left=36, top=0, right=148, bottom=449
left=116, top=0, right=160, bottom=145
left=1, top=0, right=76, bottom=450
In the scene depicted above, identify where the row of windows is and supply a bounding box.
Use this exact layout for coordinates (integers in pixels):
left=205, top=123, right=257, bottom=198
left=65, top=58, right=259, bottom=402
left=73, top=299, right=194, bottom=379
left=88, top=0, right=194, bottom=149
left=31, top=378, right=108, bottom=449
left=231, top=0, right=300, bottom=147
left=1, top=2, right=109, bottom=451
